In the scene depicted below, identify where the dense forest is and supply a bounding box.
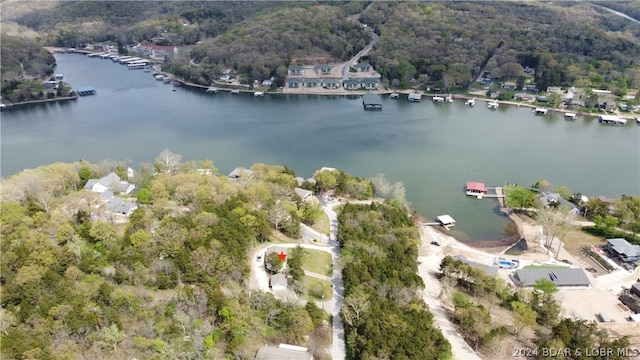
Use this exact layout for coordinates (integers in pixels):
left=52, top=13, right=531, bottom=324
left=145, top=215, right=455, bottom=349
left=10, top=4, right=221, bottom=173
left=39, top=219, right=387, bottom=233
left=338, top=203, right=452, bottom=359
left=0, top=155, right=378, bottom=359
left=2, top=1, right=639, bottom=93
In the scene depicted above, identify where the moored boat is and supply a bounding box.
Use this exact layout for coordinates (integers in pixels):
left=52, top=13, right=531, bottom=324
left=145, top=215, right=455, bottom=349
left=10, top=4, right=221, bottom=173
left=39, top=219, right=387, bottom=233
left=254, top=91, right=264, bottom=97
left=533, top=108, right=548, bottom=115
left=433, top=95, right=444, bottom=102
left=465, top=98, right=476, bottom=106
left=389, top=93, right=400, bottom=99
left=564, top=112, right=577, bottom=120
left=487, top=100, right=499, bottom=109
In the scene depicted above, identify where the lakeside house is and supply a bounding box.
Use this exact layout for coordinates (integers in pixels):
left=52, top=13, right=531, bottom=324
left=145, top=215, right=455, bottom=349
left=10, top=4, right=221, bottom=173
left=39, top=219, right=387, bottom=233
left=269, top=273, right=288, bottom=291
left=135, top=43, right=178, bottom=61
left=85, top=172, right=135, bottom=194
left=538, top=192, right=580, bottom=215
left=288, top=65, right=304, bottom=76
left=512, top=268, right=590, bottom=288
left=606, top=238, right=640, bottom=265
left=228, top=167, right=254, bottom=181
left=84, top=172, right=137, bottom=216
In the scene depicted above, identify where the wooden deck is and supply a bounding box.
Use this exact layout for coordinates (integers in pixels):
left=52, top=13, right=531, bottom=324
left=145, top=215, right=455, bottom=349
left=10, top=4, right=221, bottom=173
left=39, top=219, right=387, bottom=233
left=483, top=187, right=505, bottom=206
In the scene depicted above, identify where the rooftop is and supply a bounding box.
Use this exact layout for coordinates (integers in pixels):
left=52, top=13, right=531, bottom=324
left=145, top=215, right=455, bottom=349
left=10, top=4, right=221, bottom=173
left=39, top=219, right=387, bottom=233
left=466, top=181, right=487, bottom=193
left=513, top=268, right=590, bottom=287
left=607, top=238, right=640, bottom=257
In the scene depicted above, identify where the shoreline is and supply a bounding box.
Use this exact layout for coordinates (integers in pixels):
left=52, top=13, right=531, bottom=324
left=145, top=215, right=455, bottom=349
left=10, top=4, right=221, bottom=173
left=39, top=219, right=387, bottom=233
left=1, top=95, right=79, bottom=109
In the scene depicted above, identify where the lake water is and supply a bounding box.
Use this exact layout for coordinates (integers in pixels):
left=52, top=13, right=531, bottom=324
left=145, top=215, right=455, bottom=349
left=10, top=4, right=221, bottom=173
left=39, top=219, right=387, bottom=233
left=2, top=54, right=639, bottom=243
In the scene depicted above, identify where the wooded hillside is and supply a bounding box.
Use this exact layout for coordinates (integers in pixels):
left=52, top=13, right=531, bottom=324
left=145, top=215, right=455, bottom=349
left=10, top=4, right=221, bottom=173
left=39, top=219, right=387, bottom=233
left=3, top=1, right=639, bottom=91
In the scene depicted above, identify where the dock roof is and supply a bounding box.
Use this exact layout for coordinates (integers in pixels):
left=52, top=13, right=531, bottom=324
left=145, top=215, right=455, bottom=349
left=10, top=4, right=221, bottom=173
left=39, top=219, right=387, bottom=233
left=513, top=268, right=590, bottom=287
left=362, top=92, right=381, bottom=106
left=466, top=182, right=487, bottom=193
left=436, top=215, right=456, bottom=225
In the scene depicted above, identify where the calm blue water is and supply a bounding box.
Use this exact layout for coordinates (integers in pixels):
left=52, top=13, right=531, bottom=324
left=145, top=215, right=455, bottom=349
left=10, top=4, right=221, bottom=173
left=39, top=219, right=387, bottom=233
left=2, top=54, right=639, bottom=242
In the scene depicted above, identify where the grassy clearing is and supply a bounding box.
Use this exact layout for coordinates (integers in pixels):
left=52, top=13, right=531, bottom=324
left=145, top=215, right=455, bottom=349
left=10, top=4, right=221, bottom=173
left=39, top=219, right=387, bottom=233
left=522, top=264, right=567, bottom=270
left=302, top=249, right=333, bottom=276
left=303, top=276, right=332, bottom=301
left=562, top=229, right=606, bottom=254
left=311, top=211, right=330, bottom=236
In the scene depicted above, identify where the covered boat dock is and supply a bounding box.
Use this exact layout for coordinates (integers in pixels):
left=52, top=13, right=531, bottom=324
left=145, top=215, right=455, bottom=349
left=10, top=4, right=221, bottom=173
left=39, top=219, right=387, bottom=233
left=76, top=87, right=97, bottom=96
left=362, top=92, right=382, bottom=110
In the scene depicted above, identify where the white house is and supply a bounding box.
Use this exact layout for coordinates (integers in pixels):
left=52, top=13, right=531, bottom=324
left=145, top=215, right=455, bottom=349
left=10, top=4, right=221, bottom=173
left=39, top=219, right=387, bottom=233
left=84, top=172, right=135, bottom=194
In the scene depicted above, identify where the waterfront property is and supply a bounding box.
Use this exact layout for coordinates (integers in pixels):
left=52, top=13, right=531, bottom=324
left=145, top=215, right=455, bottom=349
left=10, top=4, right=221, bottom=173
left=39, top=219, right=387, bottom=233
left=84, top=172, right=135, bottom=194
left=466, top=181, right=488, bottom=198
left=606, top=238, right=640, bottom=264
left=76, top=87, right=97, bottom=96
left=598, top=115, right=627, bottom=124
left=452, top=255, right=498, bottom=276
left=512, top=268, right=590, bottom=287
left=407, top=93, right=422, bottom=102
left=362, top=92, right=382, bottom=110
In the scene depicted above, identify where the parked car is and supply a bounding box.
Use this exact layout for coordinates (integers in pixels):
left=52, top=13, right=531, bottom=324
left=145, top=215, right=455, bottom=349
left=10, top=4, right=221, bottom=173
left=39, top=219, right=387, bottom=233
left=256, top=255, right=263, bottom=262
left=561, top=259, right=572, bottom=264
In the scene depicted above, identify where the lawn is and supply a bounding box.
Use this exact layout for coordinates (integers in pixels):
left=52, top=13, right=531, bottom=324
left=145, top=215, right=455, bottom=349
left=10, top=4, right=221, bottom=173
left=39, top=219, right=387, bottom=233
left=302, top=249, right=333, bottom=276
left=303, top=276, right=332, bottom=301
left=522, top=264, right=568, bottom=270
left=311, top=211, right=330, bottom=236
left=562, top=228, right=606, bottom=254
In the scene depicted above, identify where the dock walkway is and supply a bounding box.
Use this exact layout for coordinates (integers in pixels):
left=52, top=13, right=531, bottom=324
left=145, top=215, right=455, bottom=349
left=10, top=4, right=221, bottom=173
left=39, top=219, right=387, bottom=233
left=482, top=187, right=505, bottom=206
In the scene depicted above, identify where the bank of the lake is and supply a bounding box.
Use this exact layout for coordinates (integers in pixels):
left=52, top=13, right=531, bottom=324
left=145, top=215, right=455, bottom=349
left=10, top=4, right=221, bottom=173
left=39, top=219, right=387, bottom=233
left=2, top=53, right=638, bottom=244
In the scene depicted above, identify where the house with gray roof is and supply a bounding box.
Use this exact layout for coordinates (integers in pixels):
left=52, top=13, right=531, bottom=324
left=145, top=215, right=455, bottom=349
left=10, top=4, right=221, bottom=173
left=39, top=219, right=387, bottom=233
left=288, top=65, right=304, bottom=76
left=84, top=172, right=135, bottom=195
left=269, top=273, right=288, bottom=291
left=538, top=192, right=581, bottom=215
left=315, top=65, right=333, bottom=75
left=322, top=78, right=341, bottom=89
left=106, top=197, right=138, bottom=216
left=228, top=167, right=254, bottom=181
left=303, top=78, right=320, bottom=88
left=286, top=78, right=302, bottom=88
left=294, top=188, right=313, bottom=201
left=351, top=62, right=371, bottom=72
left=452, top=255, right=498, bottom=277
left=255, top=344, right=313, bottom=360
left=512, top=268, right=590, bottom=287
left=606, top=238, right=640, bottom=264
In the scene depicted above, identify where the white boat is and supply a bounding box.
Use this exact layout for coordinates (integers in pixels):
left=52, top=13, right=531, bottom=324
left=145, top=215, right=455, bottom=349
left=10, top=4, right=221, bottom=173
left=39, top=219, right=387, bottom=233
left=231, top=90, right=240, bottom=95
left=389, top=93, right=400, bottom=99
left=564, top=112, right=577, bottom=120
left=154, top=74, right=165, bottom=81
left=636, top=117, right=640, bottom=125
left=254, top=92, right=264, bottom=97
left=433, top=95, right=444, bottom=102
left=533, top=108, right=548, bottom=115
left=206, top=87, right=219, bottom=93
left=487, top=100, right=499, bottom=109
left=465, top=98, right=476, bottom=106
left=445, top=93, right=453, bottom=102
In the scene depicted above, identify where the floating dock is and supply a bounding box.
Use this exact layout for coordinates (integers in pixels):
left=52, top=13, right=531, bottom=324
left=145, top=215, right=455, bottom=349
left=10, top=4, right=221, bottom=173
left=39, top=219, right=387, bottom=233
left=408, top=93, right=422, bottom=102
left=76, top=87, right=97, bottom=96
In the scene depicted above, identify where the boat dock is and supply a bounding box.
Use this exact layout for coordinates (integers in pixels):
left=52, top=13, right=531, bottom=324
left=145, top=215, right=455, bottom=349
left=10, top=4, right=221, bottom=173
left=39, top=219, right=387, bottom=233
left=466, top=181, right=505, bottom=206
left=362, top=92, right=382, bottom=110
left=76, top=87, right=97, bottom=96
